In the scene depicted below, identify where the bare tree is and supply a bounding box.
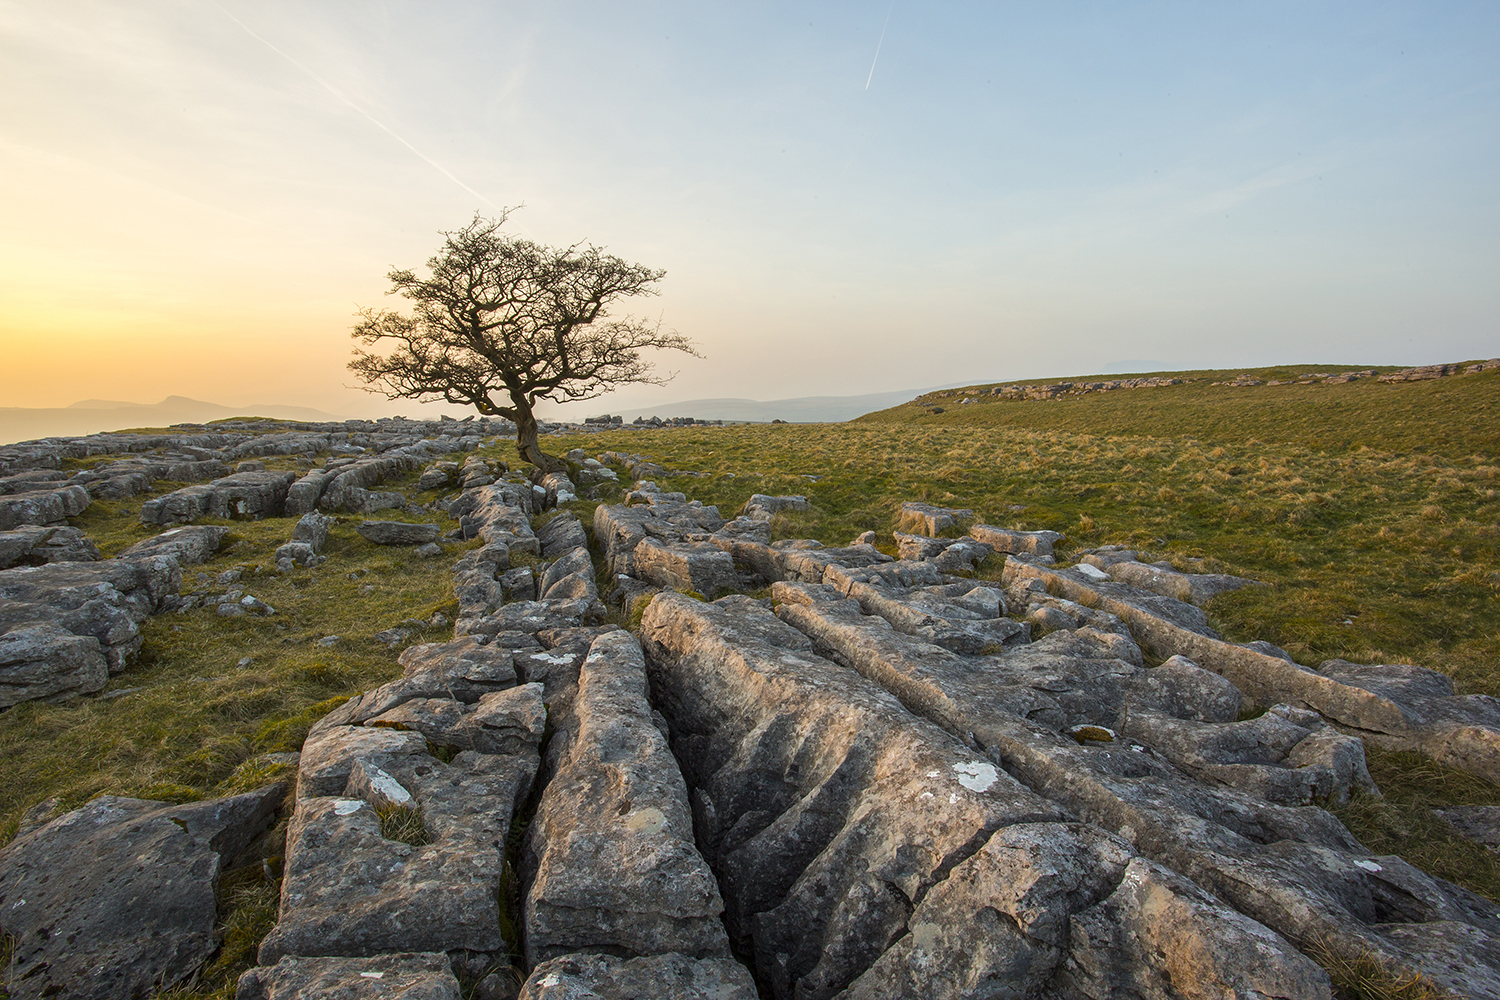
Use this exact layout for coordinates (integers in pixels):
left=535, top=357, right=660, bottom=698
left=350, top=211, right=697, bottom=472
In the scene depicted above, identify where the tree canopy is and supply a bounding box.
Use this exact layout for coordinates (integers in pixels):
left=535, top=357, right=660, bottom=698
left=350, top=211, right=697, bottom=471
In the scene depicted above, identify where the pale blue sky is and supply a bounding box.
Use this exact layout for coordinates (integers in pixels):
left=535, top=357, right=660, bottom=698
left=2, top=1, right=1495, bottom=416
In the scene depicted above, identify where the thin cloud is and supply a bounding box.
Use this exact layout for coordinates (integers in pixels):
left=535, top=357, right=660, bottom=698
left=213, top=2, right=500, bottom=211
left=866, top=1, right=895, bottom=90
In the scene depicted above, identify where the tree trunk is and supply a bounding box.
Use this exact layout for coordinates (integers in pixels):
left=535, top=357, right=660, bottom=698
left=512, top=399, right=566, bottom=473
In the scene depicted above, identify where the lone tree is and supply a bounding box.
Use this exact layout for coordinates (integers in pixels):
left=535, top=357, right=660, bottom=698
left=349, top=211, right=697, bottom=472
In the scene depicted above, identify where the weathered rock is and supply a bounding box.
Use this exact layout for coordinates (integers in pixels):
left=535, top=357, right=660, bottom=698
left=311, top=638, right=520, bottom=733
left=140, top=470, right=297, bottom=525
left=456, top=598, right=607, bottom=639
left=793, top=559, right=1500, bottom=997
left=536, top=511, right=589, bottom=558
left=894, top=501, right=973, bottom=536
left=291, top=510, right=333, bottom=551
left=357, top=520, right=441, bottom=546
left=842, top=823, right=1332, bottom=1000
left=119, top=524, right=228, bottom=565
left=457, top=481, right=540, bottom=554
left=0, top=786, right=283, bottom=1000
left=633, top=537, right=738, bottom=597
left=418, top=465, right=455, bottom=491
left=0, top=555, right=181, bottom=679
left=0, top=483, right=92, bottom=529
left=0, top=622, right=108, bottom=705
left=741, top=494, right=810, bottom=521
left=640, top=592, right=1068, bottom=998
left=236, top=953, right=462, bottom=1000
left=366, top=684, right=546, bottom=756
left=319, top=453, right=424, bottom=512
left=969, top=524, right=1063, bottom=558
left=0, top=525, right=100, bottom=568
left=1005, top=559, right=1500, bottom=785
left=539, top=545, right=597, bottom=601
left=261, top=719, right=540, bottom=962
left=284, top=469, right=332, bottom=516
left=1086, top=554, right=1262, bottom=606
left=519, top=953, right=758, bottom=1000
left=1438, top=806, right=1500, bottom=854
left=524, top=630, right=729, bottom=964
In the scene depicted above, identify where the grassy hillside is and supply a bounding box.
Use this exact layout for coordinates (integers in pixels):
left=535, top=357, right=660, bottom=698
left=859, top=363, right=1500, bottom=458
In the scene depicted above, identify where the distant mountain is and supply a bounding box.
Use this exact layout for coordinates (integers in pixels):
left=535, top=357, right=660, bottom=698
left=0, top=396, right=349, bottom=446
left=601, top=387, right=964, bottom=424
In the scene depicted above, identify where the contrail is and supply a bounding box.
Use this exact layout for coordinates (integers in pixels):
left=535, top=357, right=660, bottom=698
left=213, top=3, right=500, bottom=209
left=865, top=1, right=895, bottom=90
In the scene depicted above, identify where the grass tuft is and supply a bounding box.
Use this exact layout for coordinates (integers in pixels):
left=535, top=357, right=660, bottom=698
left=376, top=804, right=429, bottom=847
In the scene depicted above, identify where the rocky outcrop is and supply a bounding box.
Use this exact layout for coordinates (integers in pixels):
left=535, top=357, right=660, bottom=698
left=523, top=630, right=728, bottom=965
left=0, top=525, right=100, bottom=568
left=0, top=555, right=182, bottom=702
left=519, top=953, right=758, bottom=999
left=894, top=501, right=973, bottom=536
left=638, top=593, right=1343, bottom=999
left=356, top=520, right=441, bottom=546
left=119, top=524, right=228, bottom=565
left=139, top=470, right=297, bottom=525
left=1003, top=558, right=1500, bottom=785
left=259, top=697, right=543, bottom=962
left=237, top=953, right=462, bottom=999
left=0, top=786, right=283, bottom=1000
left=0, top=483, right=91, bottom=529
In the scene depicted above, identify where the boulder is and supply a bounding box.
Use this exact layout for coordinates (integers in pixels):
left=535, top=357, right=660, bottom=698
left=520, top=954, right=758, bottom=1000
left=284, top=469, right=332, bottom=516
left=536, top=511, right=589, bottom=558
left=969, top=524, right=1064, bottom=558
left=0, top=525, right=100, bottom=568
left=0, top=483, right=92, bottom=529
left=356, top=520, right=441, bottom=546
left=740, top=494, right=810, bottom=521
left=0, top=622, right=108, bottom=706
left=632, top=537, right=738, bottom=597
left=0, top=786, right=283, bottom=1000
left=894, top=501, right=973, bottom=536
left=118, top=525, right=228, bottom=565
left=237, top=953, right=461, bottom=1000
left=292, top=511, right=334, bottom=551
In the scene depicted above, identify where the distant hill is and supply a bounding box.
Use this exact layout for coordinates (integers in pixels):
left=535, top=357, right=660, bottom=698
left=0, top=396, right=349, bottom=446
left=600, top=386, right=965, bottom=424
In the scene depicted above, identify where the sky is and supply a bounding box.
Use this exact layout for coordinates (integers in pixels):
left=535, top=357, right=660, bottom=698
left=1, top=1, right=1496, bottom=420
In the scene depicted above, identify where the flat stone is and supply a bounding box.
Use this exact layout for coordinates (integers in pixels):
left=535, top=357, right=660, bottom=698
left=0, top=526, right=100, bottom=568
left=118, top=525, right=228, bottom=565
left=237, top=953, right=461, bottom=999
left=0, top=484, right=92, bottom=530
left=520, top=953, right=758, bottom=1000
left=0, top=786, right=283, bottom=1000
left=524, top=631, right=729, bottom=964
left=356, top=520, right=441, bottom=546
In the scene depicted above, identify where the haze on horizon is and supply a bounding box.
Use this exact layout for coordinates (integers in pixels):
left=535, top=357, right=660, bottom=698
left=2, top=1, right=1495, bottom=423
